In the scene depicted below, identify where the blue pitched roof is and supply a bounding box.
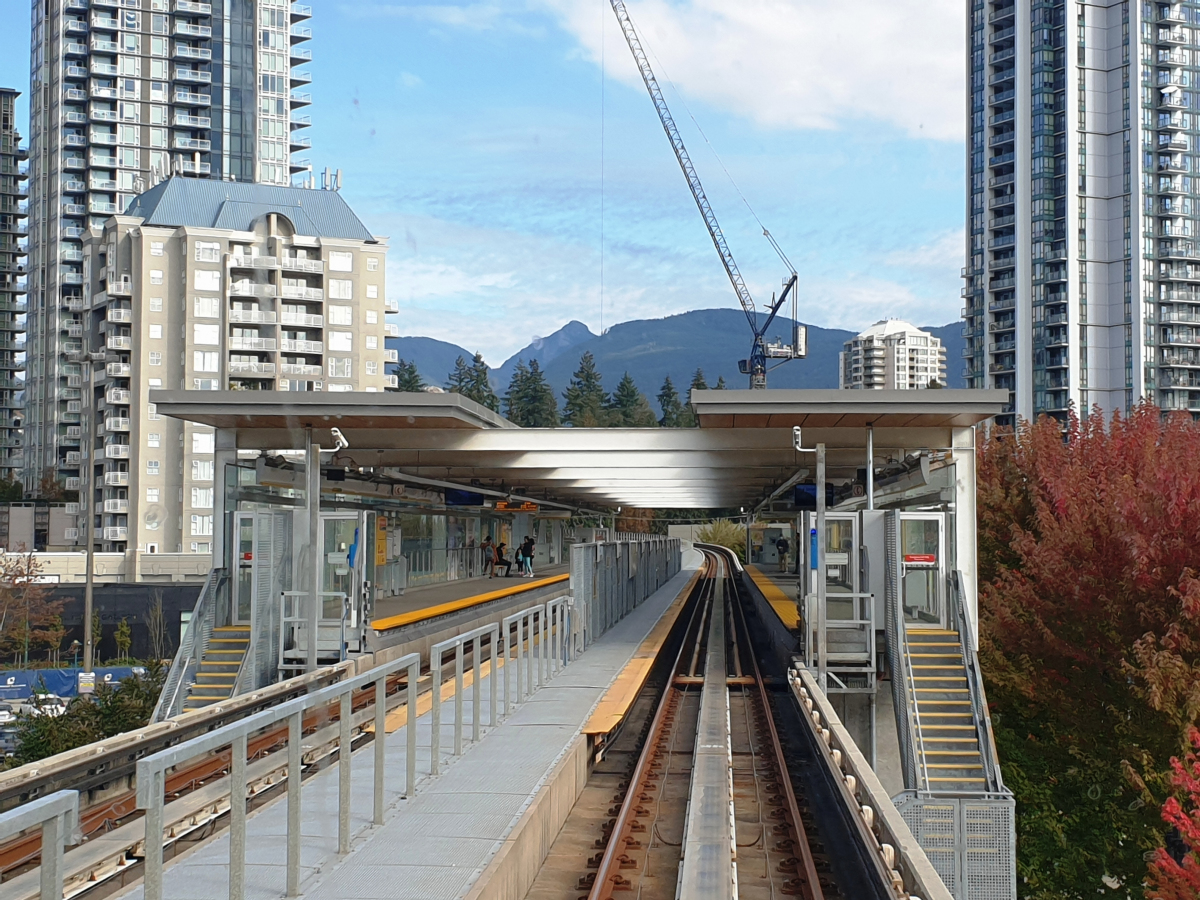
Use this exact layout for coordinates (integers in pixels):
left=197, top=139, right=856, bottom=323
left=124, top=177, right=376, bottom=241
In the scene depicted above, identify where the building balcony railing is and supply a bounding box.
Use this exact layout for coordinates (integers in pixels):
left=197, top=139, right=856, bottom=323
left=229, top=336, right=277, bottom=351
left=173, top=113, right=212, bottom=128
left=230, top=281, right=276, bottom=297
left=64, top=477, right=82, bottom=491
left=103, top=526, right=128, bottom=541
left=280, top=284, right=322, bottom=300
left=105, top=471, right=130, bottom=486
left=280, top=312, right=322, bottom=327
left=180, top=160, right=212, bottom=175
left=107, top=307, right=132, bottom=323
left=106, top=334, right=132, bottom=350
left=228, top=361, right=277, bottom=376
left=104, top=443, right=130, bottom=459
left=106, top=362, right=131, bottom=377
left=173, top=67, right=212, bottom=84
left=107, top=278, right=132, bottom=296
left=281, top=363, right=321, bottom=376
left=229, top=309, right=277, bottom=324
left=173, top=44, right=213, bottom=61
left=104, top=417, right=130, bottom=433
left=173, top=22, right=213, bottom=38
left=280, top=256, right=322, bottom=273
left=174, top=0, right=212, bottom=12
left=103, top=499, right=128, bottom=514
left=384, top=299, right=399, bottom=313
left=384, top=323, right=399, bottom=337
left=280, top=338, right=321, bottom=353
left=173, top=136, right=211, bottom=152
left=89, top=200, right=119, bottom=215
left=231, top=255, right=278, bottom=269
left=174, top=90, right=212, bottom=106
left=384, top=349, right=399, bottom=363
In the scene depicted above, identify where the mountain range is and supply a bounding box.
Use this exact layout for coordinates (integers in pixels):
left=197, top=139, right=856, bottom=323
left=386, top=309, right=966, bottom=400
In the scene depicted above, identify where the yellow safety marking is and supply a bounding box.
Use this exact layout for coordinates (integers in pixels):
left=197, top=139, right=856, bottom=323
left=744, top=566, right=800, bottom=630
left=583, top=567, right=703, bottom=736
left=910, top=630, right=956, bottom=635
left=928, top=777, right=986, bottom=782
left=370, top=573, right=570, bottom=633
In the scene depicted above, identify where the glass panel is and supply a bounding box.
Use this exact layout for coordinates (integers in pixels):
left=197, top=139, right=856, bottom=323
left=824, top=517, right=855, bottom=620
left=901, top=518, right=940, bottom=562
left=322, top=517, right=358, bottom=618
left=900, top=517, right=942, bottom=625
left=236, top=517, right=253, bottom=622
left=903, top=567, right=941, bottom=624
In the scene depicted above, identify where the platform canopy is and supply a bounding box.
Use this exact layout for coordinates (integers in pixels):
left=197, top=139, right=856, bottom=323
left=152, top=389, right=1007, bottom=509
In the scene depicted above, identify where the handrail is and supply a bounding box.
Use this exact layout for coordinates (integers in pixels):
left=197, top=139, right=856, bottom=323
left=887, top=573, right=929, bottom=792
left=898, top=600, right=930, bottom=792
left=0, top=790, right=79, bottom=900
left=151, top=567, right=226, bottom=723
left=951, top=570, right=1007, bottom=794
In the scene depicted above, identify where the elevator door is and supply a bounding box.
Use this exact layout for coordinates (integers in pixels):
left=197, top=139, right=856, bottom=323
left=898, top=513, right=945, bottom=628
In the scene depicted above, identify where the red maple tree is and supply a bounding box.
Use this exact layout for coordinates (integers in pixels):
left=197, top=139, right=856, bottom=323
left=1148, top=728, right=1200, bottom=900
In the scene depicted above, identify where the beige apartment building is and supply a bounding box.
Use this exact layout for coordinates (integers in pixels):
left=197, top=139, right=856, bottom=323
left=79, top=176, right=397, bottom=556
left=839, top=319, right=947, bottom=391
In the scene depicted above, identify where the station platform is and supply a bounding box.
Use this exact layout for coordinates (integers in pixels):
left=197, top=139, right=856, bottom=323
left=743, top=564, right=801, bottom=630
left=370, top=564, right=570, bottom=632
left=112, top=551, right=704, bottom=900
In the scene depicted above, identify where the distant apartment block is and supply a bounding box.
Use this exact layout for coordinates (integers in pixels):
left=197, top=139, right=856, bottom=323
left=26, top=0, right=314, bottom=492
left=80, top=177, right=394, bottom=555
left=0, top=89, right=27, bottom=483
left=839, top=319, right=948, bottom=389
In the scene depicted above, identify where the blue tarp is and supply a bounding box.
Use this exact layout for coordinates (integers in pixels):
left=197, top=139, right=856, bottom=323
left=0, top=667, right=145, bottom=701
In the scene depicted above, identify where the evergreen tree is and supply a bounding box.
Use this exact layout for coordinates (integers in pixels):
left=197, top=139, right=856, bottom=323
left=563, top=352, right=609, bottom=426
left=447, top=356, right=471, bottom=393
left=714, top=375, right=728, bottom=390
left=503, top=360, right=530, bottom=423
left=392, top=359, right=424, bottom=392
left=690, top=368, right=709, bottom=392
left=468, top=353, right=500, bottom=412
left=678, top=368, right=709, bottom=428
left=606, top=373, right=659, bottom=427
left=522, top=359, right=559, bottom=427
left=657, top=376, right=685, bottom=427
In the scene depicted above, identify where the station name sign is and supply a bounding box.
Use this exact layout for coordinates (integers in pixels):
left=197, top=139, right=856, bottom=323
left=494, top=501, right=539, bottom=512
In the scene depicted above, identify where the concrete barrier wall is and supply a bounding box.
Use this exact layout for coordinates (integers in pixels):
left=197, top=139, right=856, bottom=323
left=462, top=733, right=589, bottom=900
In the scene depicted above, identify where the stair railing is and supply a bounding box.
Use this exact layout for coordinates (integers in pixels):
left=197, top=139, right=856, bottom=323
left=949, top=570, right=1007, bottom=795
left=151, top=568, right=229, bottom=723
left=897, top=593, right=931, bottom=793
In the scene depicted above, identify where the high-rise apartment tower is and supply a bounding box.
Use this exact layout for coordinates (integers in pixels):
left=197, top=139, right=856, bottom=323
left=962, top=0, right=1200, bottom=426
left=839, top=319, right=948, bottom=389
left=0, top=90, right=28, bottom=484
left=26, top=0, right=313, bottom=493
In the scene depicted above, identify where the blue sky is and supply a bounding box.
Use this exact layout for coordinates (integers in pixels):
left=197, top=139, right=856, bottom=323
left=0, top=0, right=966, bottom=364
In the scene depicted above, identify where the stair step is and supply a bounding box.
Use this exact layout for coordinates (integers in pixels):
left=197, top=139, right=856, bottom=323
left=928, top=777, right=986, bottom=783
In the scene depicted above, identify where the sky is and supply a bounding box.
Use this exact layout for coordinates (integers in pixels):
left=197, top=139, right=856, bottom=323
left=0, top=0, right=966, bottom=365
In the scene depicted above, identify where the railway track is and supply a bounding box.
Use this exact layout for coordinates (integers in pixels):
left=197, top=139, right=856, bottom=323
left=526, top=546, right=846, bottom=900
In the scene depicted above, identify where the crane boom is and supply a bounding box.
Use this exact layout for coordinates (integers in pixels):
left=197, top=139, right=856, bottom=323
left=608, top=0, right=758, bottom=334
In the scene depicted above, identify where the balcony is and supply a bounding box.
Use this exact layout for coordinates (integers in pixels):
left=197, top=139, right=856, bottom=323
left=231, top=255, right=278, bottom=269
left=106, top=334, right=132, bottom=350
left=228, top=361, right=277, bottom=376
left=281, top=363, right=321, bottom=376
left=280, top=284, right=322, bottom=300
left=89, top=106, right=118, bottom=123
left=174, top=0, right=212, bottom=11
left=104, top=417, right=130, bottom=432
left=89, top=62, right=119, bottom=77
left=64, top=109, right=87, bottom=124
left=291, top=46, right=312, bottom=63
left=106, top=388, right=131, bottom=404
left=174, top=90, right=212, bottom=106
left=64, top=477, right=82, bottom=491
left=180, top=160, right=211, bottom=175
left=384, top=323, right=399, bottom=337
left=230, top=281, right=276, bottom=297
left=229, top=308, right=277, bottom=324
left=106, top=362, right=131, bottom=377
left=104, top=443, right=131, bottom=460
left=65, top=65, right=89, bottom=80
left=64, top=20, right=88, bottom=34
left=61, top=273, right=84, bottom=285
left=174, top=22, right=213, bottom=38
left=173, top=113, right=212, bottom=128
left=105, top=471, right=130, bottom=486
left=384, top=349, right=399, bottom=363
left=290, top=92, right=312, bottom=107
left=384, top=299, right=399, bottom=313
left=280, top=312, right=322, bottom=327
left=89, top=152, right=117, bottom=167
left=384, top=374, right=399, bottom=389
left=173, top=45, right=213, bottom=61
left=229, top=336, right=277, bottom=351
left=64, top=133, right=87, bottom=147
left=280, top=256, right=322, bottom=273
left=107, top=278, right=132, bottom=296
left=173, top=136, right=211, bottom=152
left=103, top=499, right=128, bottom=514
left=62, top=157, right=87, bottom=170
left=65, top=88, right=87, bottom=102
left=89, top=37, right=118, bottom=53
left=107, top=307, right=132, bottom=323
left=89, top=84, right=117, bottom=100
left=280, top=338, right=321, bottom=353
left=65, top=323, right=83, bottom=338
left=173, top=67, right=212, bottom=84
left=102, top=526, right=128, bottom=541
left=290, top=70, right=312, bottom=86
left=90, top=177, right=118, bottom=191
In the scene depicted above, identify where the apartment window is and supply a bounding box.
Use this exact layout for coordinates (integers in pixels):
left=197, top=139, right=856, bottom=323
left=149, top=324, right=162, bottom=339
left=147, top=433, right=161, bottom=448
left=120, top=78, right=140, bottom=99
left=194, top=270, right=220, bottom=291
left=148, top=351, right=161, bottom=365
left=195, top=241, right=220, bottom=263
left=149, top=270, right=163, bottom=285
left=327, top=383, right=352, bottom=392
left=147, top=460, right=160, bottom=475
left=150, top=36, right=166, bottom=56
left=366, top=285, right=378, bottom=299
left=150, top=128, right=166, bottom=148
left=329, top=251, right=353, bottom=272
left=146, top=488, right=159, bottom=503
left=192, top=459, right=214, bottom=481
left=193, top=323, right=219, bottom=345
left=119, top=56, right=140, bottom=77
left=119, top=101, right=140, bottom=122
left=193, top=296, right=219, bottom=317
left=193, top=351, right=219, bottom=372
left=151, top=13, right=167, bottom=33
left=190, top=515, right=213, bottom=536
left=150, top=241, right=163, bottom=257
left=366, top=336, right=378, bottom=350
left=329, top=332, right=352, bottom=351
left=192, top=432, right=215, bottom=453
left=367, top=258, right=379, bottom=272
left=150, top=297, right=162, bottom=311
left=148, top=402, right=159, bottom=420
left=366, top=360, right=378, bottom=375
left=328, top=358, right=351, bottom=378
left=190, top=542, right=212, bottom=554
left=191, top=487, right=214, bottom=509
left=148, top=378, right=162, bottom=387
left=149, top=80, right=166, bottom=101
left=328, top=304, right=352, bottom=325
left=366, top=310, right=378, bottom=324
left=193, top=378, right=219, bottom=390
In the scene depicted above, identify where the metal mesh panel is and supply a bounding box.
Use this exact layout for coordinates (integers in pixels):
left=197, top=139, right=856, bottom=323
left=569, top=538, right=681, bottom=646
left=896, top=795, right=1016, bottom=900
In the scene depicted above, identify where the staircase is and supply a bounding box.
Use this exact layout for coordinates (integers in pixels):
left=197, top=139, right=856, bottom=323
left=183, top=625, right=250, bottom=711
left=905, top=628, right=987, bottom=791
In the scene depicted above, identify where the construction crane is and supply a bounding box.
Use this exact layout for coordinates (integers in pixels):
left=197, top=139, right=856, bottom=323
left=609, top=0, right=805, bottom=388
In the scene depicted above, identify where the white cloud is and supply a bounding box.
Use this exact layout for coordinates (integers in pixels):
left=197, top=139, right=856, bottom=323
left=350, top=3, right=509, bottom=30
left=803, top=276, right=957, bottom=332
left=538, top=0, right=964, bottom=140
left=885, top=228, right=965, bottom=270
left=398, top=71, right=424, bottom=89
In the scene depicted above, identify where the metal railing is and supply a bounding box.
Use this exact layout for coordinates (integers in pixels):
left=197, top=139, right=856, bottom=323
left=500, top=604, right=549, bottom=715
left=882, top=515, right=920, bottom=790
left=430, top=623, right=498, bottom=773
left=949, top=570, right=1006, bottom=795
left=151, top=567, right=228, bottom=722
left=136, top=651, right=421, bottom=900
left=278, top=590, right=347, bottom=678
left=0, top=790, right=79, bottom=900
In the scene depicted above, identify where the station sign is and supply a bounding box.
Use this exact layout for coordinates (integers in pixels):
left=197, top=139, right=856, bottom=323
left=495, top=501, right=539, bottom=512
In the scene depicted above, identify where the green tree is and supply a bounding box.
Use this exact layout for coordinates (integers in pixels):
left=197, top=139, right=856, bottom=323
left=657, top=376, right=685, bottom=427
left=678, top=368, right=710, bottom=427
left=503, top=360, right=530, bottom=423
left=714, top=375, right=727, bottom=390
left=468, top=353, right=500, bottom=412
left=690, top=368, right=709, bottom=392
left=504, top=360, right=559, bottom=427
left=606, top=373, right=658, bottom=427
left=563, top=352, right=609, bottom=427
left=92, top=611, right=102, bottom=662
left=114, top=617, right=132, bottom=661
left=392, top=359, right=424, bottom=392
left=0, top=477, right=23, bottom=502
left=696, top=520, right=745, bottom=561
left=447, top=355, right=471, bottom=393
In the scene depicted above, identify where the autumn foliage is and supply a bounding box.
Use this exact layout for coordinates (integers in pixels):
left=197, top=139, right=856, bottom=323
left=1147, top=728, right=1200, bottom=900
left=977, top=404, right=1200, bottom=897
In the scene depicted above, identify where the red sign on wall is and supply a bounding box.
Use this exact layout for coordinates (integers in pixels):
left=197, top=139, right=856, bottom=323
left=904, top=554, right=937, bottom=563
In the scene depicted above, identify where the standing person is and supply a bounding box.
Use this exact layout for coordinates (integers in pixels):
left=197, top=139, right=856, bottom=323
left=775, top=535, right=790, bottom=573
left=495, top=542, right=513, bottom=577
left=481, top=536, right=495, bottom=578
left=520, top=536, right=535, bottom=577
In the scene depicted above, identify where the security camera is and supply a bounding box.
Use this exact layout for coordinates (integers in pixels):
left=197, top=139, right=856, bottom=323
left=793, top=426, right=802, bottom=452
left=330, top=427, right=349, bottom=451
